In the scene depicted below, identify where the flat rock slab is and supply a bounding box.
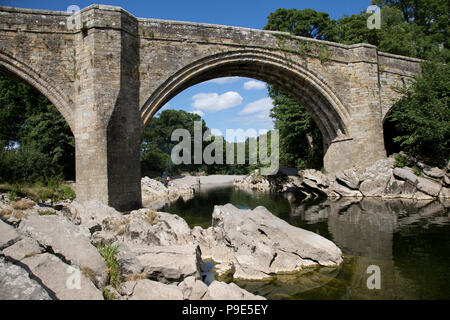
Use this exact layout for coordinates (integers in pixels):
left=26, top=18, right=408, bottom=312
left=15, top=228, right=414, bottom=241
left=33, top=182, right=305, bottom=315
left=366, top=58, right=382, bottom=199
left=0, top=219, right=21, bottom=250
left=121, top=280, right=184, bottom=300
left=2, top=237, right=43, bottom=261
left=178, top=276, right=208, bottom=300
left=0, top=257, right=51, bottom=300
left=21, top=253, right=103, bottom=300
left=134, top=245, right=204, bottom=283
left=203, top=281, right=266, bottom=300
left=208, top=204, right=343, bottom=280
left=18, top=215, right=107, bottom=285
left=394, top=168, right=442, bottom=196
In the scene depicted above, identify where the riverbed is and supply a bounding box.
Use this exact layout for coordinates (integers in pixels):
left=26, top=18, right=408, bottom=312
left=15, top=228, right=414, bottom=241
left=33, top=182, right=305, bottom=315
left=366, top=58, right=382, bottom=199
left=156, top=185, right=450, bottom=300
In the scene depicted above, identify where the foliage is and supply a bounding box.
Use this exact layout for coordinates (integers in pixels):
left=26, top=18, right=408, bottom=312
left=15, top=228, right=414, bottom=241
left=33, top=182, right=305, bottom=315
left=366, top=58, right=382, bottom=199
left=0, top=74, right=75, bottom=183
left=96, top=243, right=121, bottom=289
left=265, top=2, right=449, bottom=170
left=386, top=61, right=449, bottom=167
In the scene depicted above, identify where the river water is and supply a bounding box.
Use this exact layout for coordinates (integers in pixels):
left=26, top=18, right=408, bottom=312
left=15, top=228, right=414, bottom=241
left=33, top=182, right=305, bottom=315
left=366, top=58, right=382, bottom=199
left=157, top=185, right=450, bottom=300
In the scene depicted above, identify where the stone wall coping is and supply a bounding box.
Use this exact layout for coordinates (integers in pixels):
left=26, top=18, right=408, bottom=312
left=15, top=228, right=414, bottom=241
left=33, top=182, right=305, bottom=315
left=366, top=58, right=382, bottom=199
left=378, top=51, right=423, bottom=63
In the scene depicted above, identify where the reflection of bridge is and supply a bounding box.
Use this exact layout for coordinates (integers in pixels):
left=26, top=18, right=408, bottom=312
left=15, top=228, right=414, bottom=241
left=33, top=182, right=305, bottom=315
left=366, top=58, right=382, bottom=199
left=0, top=5, right=421, bottom=210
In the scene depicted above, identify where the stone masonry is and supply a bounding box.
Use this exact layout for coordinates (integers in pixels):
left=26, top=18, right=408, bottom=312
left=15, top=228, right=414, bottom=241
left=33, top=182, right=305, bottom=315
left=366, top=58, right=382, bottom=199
left=0, top=5, right=422, bottom=211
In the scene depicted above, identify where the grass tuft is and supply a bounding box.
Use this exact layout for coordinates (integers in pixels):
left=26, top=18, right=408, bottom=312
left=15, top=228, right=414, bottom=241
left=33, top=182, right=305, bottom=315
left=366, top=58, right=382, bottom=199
left=96, top=243, right=121, bottom=289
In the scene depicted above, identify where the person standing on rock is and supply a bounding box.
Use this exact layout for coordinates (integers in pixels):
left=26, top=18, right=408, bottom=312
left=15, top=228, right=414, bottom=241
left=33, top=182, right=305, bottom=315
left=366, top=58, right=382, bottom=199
left=164, top=176, right=171, bottom=188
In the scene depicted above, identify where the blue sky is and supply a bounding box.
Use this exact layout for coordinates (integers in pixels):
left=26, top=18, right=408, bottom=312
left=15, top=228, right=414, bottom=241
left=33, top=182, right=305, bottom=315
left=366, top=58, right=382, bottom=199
left=1, top=0, right=373, bottom=141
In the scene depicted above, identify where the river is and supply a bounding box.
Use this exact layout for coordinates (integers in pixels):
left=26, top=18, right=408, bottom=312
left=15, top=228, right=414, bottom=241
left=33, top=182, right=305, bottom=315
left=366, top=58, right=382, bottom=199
left=156, top=185, right=450, bottom=300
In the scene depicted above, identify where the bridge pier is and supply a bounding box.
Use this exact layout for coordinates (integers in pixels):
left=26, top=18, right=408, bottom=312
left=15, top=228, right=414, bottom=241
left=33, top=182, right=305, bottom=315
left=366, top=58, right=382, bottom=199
left=72, top=6, right=142, bottom=211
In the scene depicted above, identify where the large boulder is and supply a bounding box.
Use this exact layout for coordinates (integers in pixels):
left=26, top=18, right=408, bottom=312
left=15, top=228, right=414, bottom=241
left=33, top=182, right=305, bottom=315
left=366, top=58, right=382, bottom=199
left=18, top=215, right=107, bottom=286
left=0, top=257, right=51, bottom=300
left=359, top=158, right=394, bottom=197
left=64, top=200, right=123, bottom=232
left=394, top=168, right=442, bottom=197
left=330, top=182, right=363, bottom=198
left=178, top=276, right=209, bottom=300
left=2, top=237, right=43, bottom=261
left=335, top=169, right=360, bottom=190
left=0, top=219, right=21, bottom=250
left=124, top=209, right=193, bottom=247
left=120, top=280, right=184, bottom=300
left=21, top=253, right=103, bottom=300
left=200, top=204, right=342, bottom=280
left=203, top=281, right=266, bottom=300
left=132, top=245, right=204, bottom=283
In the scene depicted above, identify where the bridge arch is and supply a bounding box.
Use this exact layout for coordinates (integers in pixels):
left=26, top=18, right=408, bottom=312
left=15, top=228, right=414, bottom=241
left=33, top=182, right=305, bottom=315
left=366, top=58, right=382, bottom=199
left=140, top=49, right=350, bottom=145
left=0, top=51, right=74, bottom=132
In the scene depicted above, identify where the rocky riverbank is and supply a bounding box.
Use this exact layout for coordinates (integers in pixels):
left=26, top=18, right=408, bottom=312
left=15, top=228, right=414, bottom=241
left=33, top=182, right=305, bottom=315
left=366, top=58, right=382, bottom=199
left=235, top=154, right=450, bottom=201
left=0, top=195, right=342, bottom=300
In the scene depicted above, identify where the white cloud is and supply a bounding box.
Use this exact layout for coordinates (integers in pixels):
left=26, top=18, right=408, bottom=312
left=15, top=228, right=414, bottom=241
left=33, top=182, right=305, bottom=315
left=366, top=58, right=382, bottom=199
left=208, top=77, right=240, bottom=85
left=244, top=80, right=266, bottom=91
left=192, top=91, right=243, bottom=112
left=190, top=110, right=204, bottom=117
left=239, top=97, right=274, bottom=116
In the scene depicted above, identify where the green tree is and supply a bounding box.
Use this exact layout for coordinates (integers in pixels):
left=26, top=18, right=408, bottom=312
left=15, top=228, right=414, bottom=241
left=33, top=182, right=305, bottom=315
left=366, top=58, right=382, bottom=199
left=0, top=74, right=75, bottom=183
left=385, top=61, right=449, bottom=167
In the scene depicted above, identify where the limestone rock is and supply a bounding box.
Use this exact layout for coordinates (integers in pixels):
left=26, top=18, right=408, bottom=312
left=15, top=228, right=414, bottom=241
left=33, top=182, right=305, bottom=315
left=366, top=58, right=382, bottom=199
left=301, top=169, right=330, bottom=188
left=18, top=215, right=107, bottom=286
left=0, top=219, right=21, bottom=250
left=142, top=177, right=193, bottom=203
left=440, top=187, right=450, bottom=199
left=382, top=175, right=416, bottom=199
left=330, top=182, right=363, bottom=198
left=134, top=245, right=204, bottom=283
left=64, top=200, right=123, bottom=231
left=335, top=169, right=360, bottom=190
left=124, top=210, right=193, bottom=246
left=394, top=168, right=442, bottom=197
left=203, top=281, right=266, bottom=300
left=423, top=166, right=445, bottom=179
left=444, top=175, right=450, bottom=186
left=208, top=204, right=342, bottom=280
left=121, top=280, right=184, bottom=300
left=0, top=256, right=51, bottom=300
left=116, top=244, right=144, bottom=278
left=178, top=276, right=208, bottom=300
left=234, top=174, right=271, bottom=192
left=360, top=179, right=387, bottom=197
left=2, top=237, right=43, bottom=261
left=21, top=253, right=103, bottom=300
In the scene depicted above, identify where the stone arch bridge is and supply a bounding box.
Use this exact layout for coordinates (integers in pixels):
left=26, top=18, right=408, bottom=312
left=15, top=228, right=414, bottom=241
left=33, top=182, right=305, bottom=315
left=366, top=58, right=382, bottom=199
left=0, top=5, right=422, bottom=211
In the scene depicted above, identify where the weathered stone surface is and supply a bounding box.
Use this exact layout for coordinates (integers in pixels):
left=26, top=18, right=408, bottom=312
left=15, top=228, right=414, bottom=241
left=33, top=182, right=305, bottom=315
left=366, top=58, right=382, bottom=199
left=64, top=200, right=123, bottom=229
left=301, top=170, right=330, bottom=188
left=178, top=276, right=208, bottom=300
left=440, top=187, right=450, bottom=199
left=0, top=219, right=21, bottom=250
left=18, top=215, right=107, bottom=286
left=423, top=167, right=445, bottom=179
left=444, top=175, right=450, bottom=186
left=133, top=245, right=204, bottom=283
left=2, top=237, right=43, bottom=261
left=382, top=175, right=416, bottom=199
left=394, top=168, right=442, bottom=196
left=124, top=210, right=193, bottom=246
left=0, top=256, right=51, bottom=300
left=335, top=169, right=360, bottom=190
left=203, top=281, right=266, bottom=300
left=330, top=182, right=363, bottom=198
left=0, top=5, right=422, bottom=210
left=234, top=174, right=271, bottom=192
left=121, top=280, right=184, bottom=300
left=21, top=253, right=103, bottom=300
left=116, top=244, right=144, bottom=278
left=205, top=204, right=342, bottom=280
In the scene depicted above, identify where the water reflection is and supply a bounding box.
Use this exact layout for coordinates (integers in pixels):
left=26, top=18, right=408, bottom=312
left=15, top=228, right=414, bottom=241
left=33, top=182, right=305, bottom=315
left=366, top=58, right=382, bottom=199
left=153, top=186, right=450, bottom=300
